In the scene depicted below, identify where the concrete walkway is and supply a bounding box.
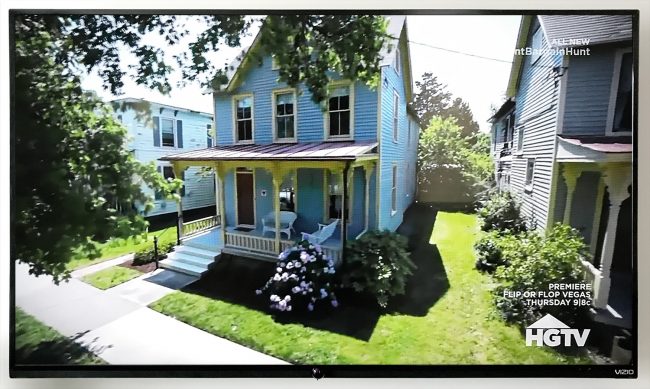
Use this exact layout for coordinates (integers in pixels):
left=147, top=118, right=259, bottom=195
left=15, top=263, right=287, bottom=365
left=70, top=253, right=134, bottom=278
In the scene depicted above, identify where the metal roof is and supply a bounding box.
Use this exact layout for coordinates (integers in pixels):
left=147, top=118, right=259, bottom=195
left=160, top=141, right=378, bottom=162
left=559, top=135, right=632, bottom=153
left=539, top=15, right=633, bottom=48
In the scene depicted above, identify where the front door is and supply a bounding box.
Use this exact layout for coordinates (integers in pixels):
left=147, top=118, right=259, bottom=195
left=236, top=170, right=255, bottom=226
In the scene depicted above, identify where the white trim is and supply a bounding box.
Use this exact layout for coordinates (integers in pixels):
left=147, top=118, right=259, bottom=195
left=605, top=47, right=633, bottom=136
left=234, top=168, right=256, bottom=228
left=323, top=80, right=355, bottom=141
left=232, top=93, right=255, bottom=144
left=376, top=69, right=382, bottom=229
left=390, top=163, right=398, bottom=215
left=271, top=87, right=298, bottom=143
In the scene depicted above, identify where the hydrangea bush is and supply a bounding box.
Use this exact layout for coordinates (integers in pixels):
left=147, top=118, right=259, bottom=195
left=256, top=240, right=338, bottom=313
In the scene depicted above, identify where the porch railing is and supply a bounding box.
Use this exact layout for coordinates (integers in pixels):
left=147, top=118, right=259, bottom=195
left=224, top=231, right=342, bottom=263
left=182, top=215, right=220, bottom=238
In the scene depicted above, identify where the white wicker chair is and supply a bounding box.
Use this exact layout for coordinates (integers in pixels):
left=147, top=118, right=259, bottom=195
left=262, top=211, right=297, bottom=239
left=301, top=219, right=339, bottom=245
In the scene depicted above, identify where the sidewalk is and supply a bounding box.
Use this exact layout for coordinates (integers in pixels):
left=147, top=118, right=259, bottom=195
left=15, top=262, right=287, bottom=365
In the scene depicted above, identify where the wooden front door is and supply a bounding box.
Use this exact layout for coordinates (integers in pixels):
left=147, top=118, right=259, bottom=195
left=236, top=171, right=255, bottom=226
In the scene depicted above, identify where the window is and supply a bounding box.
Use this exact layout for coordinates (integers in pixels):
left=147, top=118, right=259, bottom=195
left=531, top=27, right=543, bottom=64
left=274, top=91, right=296, bottom=141
left=117, top=115, right=123, bottom=123
left=235, top=96, right=253, bottom=142
left=279, top=174, right=295, bottom=211
left=207, top=123, right=213, bottom=147
left=391, top=165, right=397, bottom=214
left=525, top=158, right=535, bottom=191
left=328, top=86, right=351, bottom=138
left=161, top=118, right=175, bottom=147
left=517, top=126, right=524, bottom=152
left=394, top=47, right=401, bottom=74
left=612, top=52, right=633, bottom=132
left=271, top=55, right=279, bottom=70
left=393, top=91, right=399, bottom=142
left=155, top=166, right=185, bottom=200
left=328, top=172, right=348, bottom=222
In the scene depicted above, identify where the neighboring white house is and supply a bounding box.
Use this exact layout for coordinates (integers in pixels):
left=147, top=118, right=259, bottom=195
left=112, top=97, right=217, bottom=218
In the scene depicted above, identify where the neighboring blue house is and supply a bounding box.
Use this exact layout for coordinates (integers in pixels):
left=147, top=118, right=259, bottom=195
left=158, top=16, right=420, bottom=276
left=112, top=98, right=216, bottom=221
left=490, top=15, right=633, bottom=354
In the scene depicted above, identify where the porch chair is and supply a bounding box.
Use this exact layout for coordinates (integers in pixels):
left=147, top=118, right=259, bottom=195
left=262, top=211, right=298, bottom=239
left=301, top=219, right=339, bottom=245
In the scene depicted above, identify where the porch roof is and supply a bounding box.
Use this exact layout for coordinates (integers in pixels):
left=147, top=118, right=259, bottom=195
left=559, top=135, right=632, bottom=153
left=160, top=140, right=378, bottom=162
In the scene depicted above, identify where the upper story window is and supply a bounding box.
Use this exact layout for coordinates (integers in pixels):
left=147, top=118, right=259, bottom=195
left=502, top=112, right=515, bottom=146
left=234, top=95, right=253, bottom=143
left=392, top=91, right=399, bottom=142
left=394, top=47, right=401, bottom=74
left=391, top=164, right=398, bottom=214
left=611, top=51, right=633, bottom=133
left=274, top=90, right=296, bottom=141
left=271, top=55, right=280, bottom=70
left=517, top=126, right=524, bottom=152
left=207, top=123, right=213, bottom=147
left=153, top=115, right=183, bottom=148
left=327, top=85, right=352, bottom=139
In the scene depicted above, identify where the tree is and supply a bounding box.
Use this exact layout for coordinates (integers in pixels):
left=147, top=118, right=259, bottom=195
left=411, top=72, right=480, bottom=139
left=417, top=117, right=493, bottom=203
left=13, top=14, right=391, bottom=281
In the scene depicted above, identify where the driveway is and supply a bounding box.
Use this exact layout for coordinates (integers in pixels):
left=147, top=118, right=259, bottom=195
left=14, top=262, right=287, bottom=365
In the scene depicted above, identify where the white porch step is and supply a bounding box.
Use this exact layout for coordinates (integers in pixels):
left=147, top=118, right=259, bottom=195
left=158, top=259, right=207, bottom=277
left=175, top=245, right=220, bottom=260
left=167, top=252, right=217, bottom=269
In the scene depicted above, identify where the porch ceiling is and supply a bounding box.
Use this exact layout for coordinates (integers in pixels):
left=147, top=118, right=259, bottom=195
left=160, top=140, right=378, bottom=162
left=556, top=135, right=632, bottom=163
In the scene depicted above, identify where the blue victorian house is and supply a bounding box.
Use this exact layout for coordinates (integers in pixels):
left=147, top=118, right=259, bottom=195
left=158, top=16, right=420, bottom=276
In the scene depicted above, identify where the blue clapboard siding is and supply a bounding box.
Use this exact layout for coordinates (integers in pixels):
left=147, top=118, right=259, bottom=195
left=114, top=99, right=215, bottom=217
left=562, top=44, right=624, bottom=135
left=509, top=19, right=562, bottom=230
left=215, top=55, right=378, bottom=144
left=377, top=36, right=416, bottom=231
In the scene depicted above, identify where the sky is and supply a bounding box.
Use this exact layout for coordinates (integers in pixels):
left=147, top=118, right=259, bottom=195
left=82, top=15, right=521, bottom=132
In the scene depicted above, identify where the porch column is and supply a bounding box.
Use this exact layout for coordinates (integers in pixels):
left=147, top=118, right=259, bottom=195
left=341, top=163, right=351, bottom=252
left=172, top=162, right=185, bottom=245
left=561, top=164, right=582, bottom=225
left=272, top=169, right=282, bottom=254
left=216, top=163, right=227, bottom=248
left=364, top=163, right=375, bottom=233
left=593, top=163, right=632, bottom=309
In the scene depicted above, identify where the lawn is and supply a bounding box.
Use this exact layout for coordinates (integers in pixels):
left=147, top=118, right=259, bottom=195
left=151, top=211, right=589, bottom=365
left=66, top=225, right=177, bottom=271
left=81, top=266, right=143, bottom=290
left=14, top=308, right=105, bottom=365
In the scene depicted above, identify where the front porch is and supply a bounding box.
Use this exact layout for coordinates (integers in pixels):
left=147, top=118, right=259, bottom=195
left=553, top=135, right=633, bottom=328
left=162, top=141, right=379, bottom=266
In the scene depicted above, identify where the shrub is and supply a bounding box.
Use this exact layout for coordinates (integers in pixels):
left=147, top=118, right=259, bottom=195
left=492, top=224, right=589, bottom=327
left=256, top=240, right=338, bottom=313
left=342, top=231, right=416, bottom=308
left=474, top=231, right=506, bottom=272
left=132, top=242, right=175, bottom=266
left=477, top=190, right=529, bottom=233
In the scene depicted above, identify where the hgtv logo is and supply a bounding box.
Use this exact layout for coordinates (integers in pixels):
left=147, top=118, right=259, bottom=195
left=525, top=314, right=590, bottom=347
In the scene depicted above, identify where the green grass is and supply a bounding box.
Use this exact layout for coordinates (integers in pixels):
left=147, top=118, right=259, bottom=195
left=81, top=266, right=143, bottom=290
left=151, top=212, right=589, bottom=365
left=66, top=226, right=177, bottom=271
left=14, top=308, right=105, bottom=365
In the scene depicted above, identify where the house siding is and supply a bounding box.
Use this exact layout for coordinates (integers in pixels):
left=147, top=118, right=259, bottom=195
left=562, top=44, right=627, bottom=135
left=214, top=55, right=378, bottom=145
left=510, top=19, right=562, bottom=230
left=377, top=36, right=416, bottom=231
left=116, top=101, right=215, bottom=217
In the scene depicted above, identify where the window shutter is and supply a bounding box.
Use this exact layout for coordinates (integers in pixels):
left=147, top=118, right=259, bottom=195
left=180, top=170, right=186, bottom=197
left=155, top=166, right=162, bottom=200
left=176, top=120, right=183, bottom=148
left=153, top=116, right=160, bottom=147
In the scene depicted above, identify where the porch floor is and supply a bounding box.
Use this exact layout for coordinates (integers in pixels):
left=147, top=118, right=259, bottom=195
left=182, top=225, right=341, bottom=252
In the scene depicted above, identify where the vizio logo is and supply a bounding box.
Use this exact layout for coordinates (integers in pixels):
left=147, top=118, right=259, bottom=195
left=525, top=314, right=590, bottom=347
